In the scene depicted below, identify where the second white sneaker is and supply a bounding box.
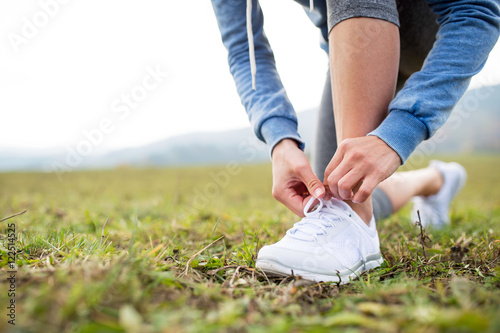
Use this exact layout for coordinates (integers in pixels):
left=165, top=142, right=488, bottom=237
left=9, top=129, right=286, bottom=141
left=256, top=197, right=383, bottom=284
left=411, top=160, right=467, bottom=229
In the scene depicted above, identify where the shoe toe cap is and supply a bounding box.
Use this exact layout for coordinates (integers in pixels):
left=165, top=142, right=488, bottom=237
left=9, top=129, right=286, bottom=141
left=256, top=242, right=348, bottom=275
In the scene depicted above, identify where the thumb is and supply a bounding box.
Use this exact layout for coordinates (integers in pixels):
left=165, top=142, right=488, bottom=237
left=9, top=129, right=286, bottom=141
left=297, top=166, right=325, bottom=199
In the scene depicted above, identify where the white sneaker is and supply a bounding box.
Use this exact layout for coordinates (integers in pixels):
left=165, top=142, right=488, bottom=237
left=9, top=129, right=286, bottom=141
left=255, top=197, right=383, bottom=284
left=411, top=160, right=467, bottom=229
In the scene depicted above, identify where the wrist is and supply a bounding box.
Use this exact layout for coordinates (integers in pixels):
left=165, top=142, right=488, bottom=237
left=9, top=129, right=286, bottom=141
left=272, top=139, right=299, bottom=158
left=372, top=135, right=403, bottom=165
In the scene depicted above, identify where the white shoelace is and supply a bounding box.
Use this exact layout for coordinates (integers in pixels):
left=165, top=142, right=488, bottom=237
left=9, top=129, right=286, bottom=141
left=286, top=197, right=351, bottom=242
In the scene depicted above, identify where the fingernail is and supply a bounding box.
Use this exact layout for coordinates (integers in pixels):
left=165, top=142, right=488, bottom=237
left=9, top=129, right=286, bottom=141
left=314, top=188, right=324, bottom=198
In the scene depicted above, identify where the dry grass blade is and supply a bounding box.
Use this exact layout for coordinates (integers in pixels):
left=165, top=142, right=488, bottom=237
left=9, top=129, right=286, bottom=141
left=182, top=236, right=224, bottom=277
left=99, top=217, right=110, bottom=247
left=229, top=266, right=241, bottom=287
left=415, top=210, right=430, bottom=260
left=0, top=210, right=27, bottom=223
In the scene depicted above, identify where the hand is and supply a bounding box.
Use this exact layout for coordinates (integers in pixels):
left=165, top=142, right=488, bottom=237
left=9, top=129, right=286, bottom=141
left=271, top=139, right=326, bottom=217
left=324, top=136, right=401, bottom=204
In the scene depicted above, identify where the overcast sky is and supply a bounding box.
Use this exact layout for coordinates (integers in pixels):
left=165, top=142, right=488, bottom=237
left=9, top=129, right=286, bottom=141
left=1, top=0, right=499, bottom=152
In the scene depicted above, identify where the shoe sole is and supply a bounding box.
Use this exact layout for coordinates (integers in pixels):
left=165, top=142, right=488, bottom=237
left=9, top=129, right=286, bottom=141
left=255, top=254, right=383, bottom=284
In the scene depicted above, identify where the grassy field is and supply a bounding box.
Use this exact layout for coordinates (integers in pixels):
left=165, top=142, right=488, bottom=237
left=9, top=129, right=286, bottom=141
left=1, top=155, right=499, bottom=333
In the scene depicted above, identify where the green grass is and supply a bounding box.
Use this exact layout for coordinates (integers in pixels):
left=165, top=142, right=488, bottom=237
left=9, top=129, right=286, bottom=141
left=1, top=155, right=499, bottom=333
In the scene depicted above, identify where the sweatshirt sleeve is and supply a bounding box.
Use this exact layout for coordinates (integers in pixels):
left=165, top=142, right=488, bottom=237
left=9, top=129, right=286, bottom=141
left=211, top=0, right=305, bottom=156
left=369, top=0, right=500, bottom=163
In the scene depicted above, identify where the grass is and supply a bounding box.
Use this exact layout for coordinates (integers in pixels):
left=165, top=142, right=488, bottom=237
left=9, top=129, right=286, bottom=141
left=0, top=155, right=499, bottom=333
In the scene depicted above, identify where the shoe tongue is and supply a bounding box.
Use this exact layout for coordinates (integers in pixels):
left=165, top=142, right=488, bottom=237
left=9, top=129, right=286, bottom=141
left=290, top=220, right=326, bottom=241
left=289, top=198, right=347, bottom=242
left=324, top=198, right=352, bottom=215
left=326, top=198, right=376, bottom=234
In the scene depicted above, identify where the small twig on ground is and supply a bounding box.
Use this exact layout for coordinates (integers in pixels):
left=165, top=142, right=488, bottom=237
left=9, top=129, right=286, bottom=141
left=99, top=218, right=109, bottom=247
left=336, top=270, right=342, bottom=288
left=415, top=210, right=431, bottom=260
left=182, top=236, right=224, bottom=276
left=229, top=266, right=242, bottom=287
left=256, top=267, right=271, bottom=284
left=0, top=210, right=27, bottom=223
left=207, top=265, right=239, bottom=275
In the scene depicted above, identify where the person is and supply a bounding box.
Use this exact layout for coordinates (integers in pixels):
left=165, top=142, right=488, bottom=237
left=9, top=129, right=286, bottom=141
left=210, top=0, right=500, bottom=283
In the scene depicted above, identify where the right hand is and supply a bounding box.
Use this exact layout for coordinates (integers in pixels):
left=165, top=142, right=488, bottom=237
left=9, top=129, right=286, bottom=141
left=323, top=136, right=401, bottom=204
left=271, top=139, right=326, bottom=216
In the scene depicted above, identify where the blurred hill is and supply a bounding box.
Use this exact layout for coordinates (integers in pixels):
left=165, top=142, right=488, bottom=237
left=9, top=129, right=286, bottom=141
left=1, top=84, right=499, bottom=172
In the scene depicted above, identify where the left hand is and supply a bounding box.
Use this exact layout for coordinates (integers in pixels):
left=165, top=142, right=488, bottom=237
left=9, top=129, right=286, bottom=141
left=324, top=136, right=401, bottom=203
left=271, top=139, right=325, bottom=217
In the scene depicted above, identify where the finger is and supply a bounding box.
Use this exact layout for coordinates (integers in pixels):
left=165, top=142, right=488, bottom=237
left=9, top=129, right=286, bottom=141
left=337, top=169, right=364, bottom=201
left=280, top=188, right=307, bottom=217
left=324, top=139, right=349, bottom=180
left=352, top=177, right=379, bottom=203
left=300, top=194, right=317, bottom=212
left=296, top=164, right=325, bottom=199
left=324, top=142, right=351, bottom=199
left=322, top=187, right=333, bottom=201
left=326, top=160, right=353, bottom=200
